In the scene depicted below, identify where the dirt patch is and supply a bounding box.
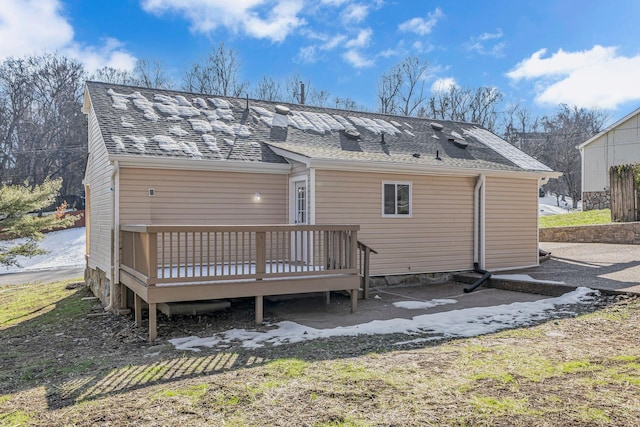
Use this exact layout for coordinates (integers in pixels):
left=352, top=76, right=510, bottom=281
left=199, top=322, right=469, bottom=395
left=1, top=283, right=639, bottom=426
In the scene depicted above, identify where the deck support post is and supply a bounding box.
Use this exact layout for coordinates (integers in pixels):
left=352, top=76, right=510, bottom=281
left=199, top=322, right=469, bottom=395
left=255, top=295, right=263, bottom=324
left=363, top=247, right=371, bottom=300
left=350, top=289, right=357, bottom=313
left=324, top=291, right=331, bottom=305
left=148, top=303, right=157, bottom=342
left=134, top=294, right=142, bottom=327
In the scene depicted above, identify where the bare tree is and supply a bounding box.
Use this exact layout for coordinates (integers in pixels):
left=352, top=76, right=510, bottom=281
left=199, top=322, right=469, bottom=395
left=376, top=66, right=402, bottom=114
left=500, top=103, right=540, bottom=149
left=428, top=85, right=503, bottom=132
left=282, top=73, right=332, bottom=107
left=398, top=56, right=429, bottom=116
left=0, top=54, right=87, bottom=196
left=132, top=59, right=172, bottom=89
left=376, top=56, right=428, bottom=116
left=334, top=97, right=365, bottom=111
left=537, top=105, right=608, bottom=207
left=90, top=66, right=136, bottom=85
left=252, top=75, right=283, bottom=101
left=182, top=42, right=248, bottom=97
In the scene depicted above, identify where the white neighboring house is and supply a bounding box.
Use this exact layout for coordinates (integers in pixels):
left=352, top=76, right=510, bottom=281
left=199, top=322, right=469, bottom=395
left=578, top=107, right=640, bottom=210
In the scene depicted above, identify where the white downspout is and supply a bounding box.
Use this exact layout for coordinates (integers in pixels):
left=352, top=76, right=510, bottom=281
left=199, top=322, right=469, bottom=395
left=105, top=160, right=119, bottom=312
left=473, top=174, right=486, bottom=267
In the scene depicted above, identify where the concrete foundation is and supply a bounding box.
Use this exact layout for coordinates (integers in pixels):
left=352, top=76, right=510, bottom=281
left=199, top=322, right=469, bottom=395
left=157, top=300, right=231, bottom=317
left=370, top=272, right=453, bottom=288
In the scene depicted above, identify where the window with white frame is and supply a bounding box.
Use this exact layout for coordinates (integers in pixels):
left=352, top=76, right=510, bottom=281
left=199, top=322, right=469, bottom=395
left=382, top=181, right=411, bottom=217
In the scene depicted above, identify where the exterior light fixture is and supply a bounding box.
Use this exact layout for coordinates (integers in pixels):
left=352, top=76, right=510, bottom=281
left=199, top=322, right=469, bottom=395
left=254, top=192, right=261, bottom=201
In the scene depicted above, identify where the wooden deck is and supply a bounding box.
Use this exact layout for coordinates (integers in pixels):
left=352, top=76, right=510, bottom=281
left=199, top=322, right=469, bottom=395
left=119, top=224, right=372, bottom=340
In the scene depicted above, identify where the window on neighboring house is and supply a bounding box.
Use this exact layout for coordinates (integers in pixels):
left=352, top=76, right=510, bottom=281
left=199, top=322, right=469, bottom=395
left=382, top=182, right=411, bottom=217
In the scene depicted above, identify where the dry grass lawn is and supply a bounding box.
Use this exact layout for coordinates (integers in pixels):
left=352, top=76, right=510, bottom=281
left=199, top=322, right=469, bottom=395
left=1, top=281, right=639, bottom=426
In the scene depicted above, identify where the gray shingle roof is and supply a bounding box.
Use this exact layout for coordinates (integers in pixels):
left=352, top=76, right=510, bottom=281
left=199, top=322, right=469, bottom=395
left=86, top=81, right=552, bottom=172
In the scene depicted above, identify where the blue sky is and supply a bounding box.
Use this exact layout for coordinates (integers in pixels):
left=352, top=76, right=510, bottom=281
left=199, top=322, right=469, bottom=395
left=2, top=0, right=640, bottom=121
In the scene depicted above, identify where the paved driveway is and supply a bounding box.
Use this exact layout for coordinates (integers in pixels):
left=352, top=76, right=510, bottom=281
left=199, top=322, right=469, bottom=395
left=0, top=267, right=84, bottom=285
left=511, top=242, right=640, bottom=294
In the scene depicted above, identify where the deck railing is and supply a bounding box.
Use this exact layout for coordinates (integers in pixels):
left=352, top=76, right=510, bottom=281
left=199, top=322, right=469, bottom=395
left=357, top=240, right=378, bottom=299
left=120, top=224, right=360, bottom=286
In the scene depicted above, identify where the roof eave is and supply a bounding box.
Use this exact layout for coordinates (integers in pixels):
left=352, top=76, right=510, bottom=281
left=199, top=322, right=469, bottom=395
left=82, top=84, right=92, bottom=115
left=578, top=106, right=640, bottom=150
left=311, top=158, right=561, bottom=179
left=269, top=147, right=559, bottom=179
left=108, top=154, right=291, bottom=174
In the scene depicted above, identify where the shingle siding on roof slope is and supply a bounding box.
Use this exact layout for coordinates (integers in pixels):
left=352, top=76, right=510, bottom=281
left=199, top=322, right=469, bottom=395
left=86, top=81, right=552, bottom=174
left=86, top=81, right=287, bottom=164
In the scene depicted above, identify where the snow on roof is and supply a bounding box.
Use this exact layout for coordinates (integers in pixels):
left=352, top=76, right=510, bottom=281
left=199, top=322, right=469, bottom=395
left=112, top=135, right=125, bottom=151
left=92, top=82, right=555, bottom=172
left=349, top=116, right=400, bottom=135
left=126, top=135, right=147, bottom=152
left=121, top=116, right=134, bottom=128
left=201, top=134, right=220, bottom=153
left=152, top=135, right=203, bottom=158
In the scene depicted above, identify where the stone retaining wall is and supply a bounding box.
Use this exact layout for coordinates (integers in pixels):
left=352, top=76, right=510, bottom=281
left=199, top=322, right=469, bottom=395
left=85, top=266, right=110, bottom=306
left=540, top=222, right=640, bottom=244
left=582, top=191, right=610, bottom=211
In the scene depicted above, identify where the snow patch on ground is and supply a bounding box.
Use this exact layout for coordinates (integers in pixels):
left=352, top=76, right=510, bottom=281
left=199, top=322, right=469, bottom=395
left=539, top=195, right=582, bottom=216
left=1, top=227, right=86, bottom=273
left=393, top=299, right=457, bottom=310
left=170, top=287, right=599, bottom=351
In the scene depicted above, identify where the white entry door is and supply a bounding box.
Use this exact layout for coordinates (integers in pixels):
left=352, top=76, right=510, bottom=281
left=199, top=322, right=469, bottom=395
left=294, top=180, right=307, bottom=225
left=291, top=180, right=308, bottom=262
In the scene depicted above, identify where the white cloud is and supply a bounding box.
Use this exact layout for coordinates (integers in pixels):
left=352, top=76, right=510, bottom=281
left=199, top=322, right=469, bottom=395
left=379, top=47, right=401, bottom=58
left=322, top=34, right=348, bottom=50
left=0, top=0, right=135, bottom=72
left=320, top=0, right=349, bottom=5
left=65, top=38, right=137, bottom=72
left=345, top=28, right=372, bottom=48
left=466, top=29, right=505, bottom=57
left=342, top=3, right=369, bottom=24
left=431, top=77, right=458, bottom=92
left=343, top=49, right=374, bottom=68
left=398, top=7, right=443, bottom=36
left=0, top=0, right=74, bottom=58
left=507, top=45, right=640, bottom=109
left=411, top=40, right=434, bottom=54
left=142, top=0, right=305, bottom=43
left=296, top=45, right=318, bottom=63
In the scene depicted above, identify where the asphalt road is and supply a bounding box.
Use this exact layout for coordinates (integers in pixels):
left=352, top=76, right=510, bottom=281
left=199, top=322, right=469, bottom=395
left=0, top=267, right=84, bottom=285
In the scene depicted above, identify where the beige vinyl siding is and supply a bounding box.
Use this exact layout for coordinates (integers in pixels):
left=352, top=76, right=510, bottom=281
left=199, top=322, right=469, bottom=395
left=118, top=168, right=288, bottom=225
left=484, top=176, right=538, bottom=270
left=315, top=170, right=475, bottom=276
left=84, top=107, right=114, bottom=277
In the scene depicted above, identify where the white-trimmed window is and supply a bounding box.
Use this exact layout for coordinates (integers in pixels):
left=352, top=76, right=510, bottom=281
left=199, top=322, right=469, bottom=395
left=382, top=181, right=411, bottom=217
